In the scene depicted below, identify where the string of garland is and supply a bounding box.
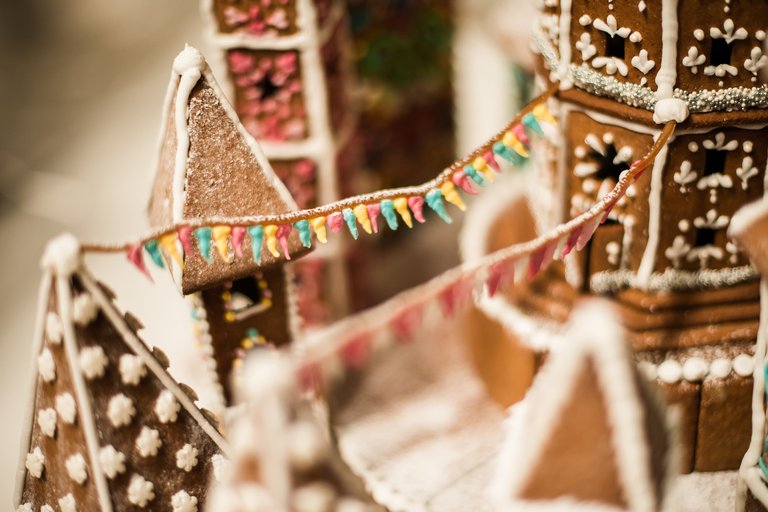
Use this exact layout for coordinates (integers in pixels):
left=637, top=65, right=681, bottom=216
left=79, top=86, right=559, bottom=277
left=293, top=121, right=678, bottom=393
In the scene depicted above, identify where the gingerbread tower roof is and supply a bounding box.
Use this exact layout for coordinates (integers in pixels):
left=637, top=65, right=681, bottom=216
left=148, top=46, right=307, bottom=294
left=15, top=234, right=229, bottom=512
left=491, top=301, right=675, bottom=511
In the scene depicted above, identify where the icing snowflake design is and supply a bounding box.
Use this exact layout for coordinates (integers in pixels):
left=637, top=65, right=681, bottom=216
left=45, top=312, right=63, bottom=345
left=176, top=444, right=199, bottom=472
left=674, top=161, right=697, bottom=193
left=38, top=348, right=56, bottom=383
left=710, top=18, right=748, bottom=44
left=695, top=209, right=730, bottom=230
left=99, top=445, right=126, bottom=479
left=572, top=132, right=633, bottom=216
left=58, top=495, right=76, bottom=512
left=576, top=33, right=597, bottom=61
left=65, top=453, right=88, bottom=485
left=155, top=390, right=180, bottom=423
left=665, top=236, right=692, bottom=269
left=172, top=491, right=199, bottom=512
left=736, top=155, right=759, bottom=189
left=136, top=427, right=162, bottom=457
left=79, top=345, right=108, bottom=380
left=55, top=392, right=77, bottom=424
left=593, top=14, right=631, bottom=39
left=631, top=50, right=655, bottom=85
left=72, top=293, right=99, bottom=326
left=107, top=393, right=136, bottom=427
left=745, top=47, right=768, bottom=76
left=128, top=474, right=155, bottom=508
left=37, top=408, right=57, bottom=438
left=704, top=132, right=739, bottom=152
left=682, top=46, right=706, bottom=74
left=119, top=354, right=147, bottom=386
left=25, top=447, right=44, bottom=478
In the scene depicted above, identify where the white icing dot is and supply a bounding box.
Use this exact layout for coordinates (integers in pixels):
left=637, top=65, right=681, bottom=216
left=176, top=444, right=199, bottom=472
left=657, top=360, right=682, bottom=383
left=65, top=453, right=88, bottom=485
left=45, top=312, right=63, bottom=345
left=56, top=393, right=77, bottom=424
left=41, top=505, right=54, bottom=512
left=743, top=141, right=753, bottom=153
left=629, top=31, right=642, bottom=43
left=173, top=46, right=206, bottom=76
left=38, top=348, right=56, bottom=383
left=79, top=345, right=108, bottom=380
left=637, top=361, right=658, bottom=381
left=578, top=14, right=591, bottom=26
left=694, top=29, right=705, bottom=41
left=682, top=358, right=708, bottom=381
left=733, top=354, right=755, bottom=377
left=155, top=390, right=180, bottom=423
left=574, top=146, right=587, bottom=159
left=688, top=142, right=699, bottom=152
left=99, top=445, right=126, bottom=479
left=172, top=490, right=199, bottom=512
left=37, top=408, right=57, bottom=438
left=678, top=219, right=690, bottom=232
left=289, top=421, right=327, bottom=471
left=718, top=80, right=724, bottom=87
left=16, top=503, right=32, bottom=512
left=136, top=427, right=162, bottom=457
left=73, top=293, right=99, bottom=326
left=40, top=234, right=81, bottom=276
left=638, top=0, right=646, bottom=12
left=25, top=447, right=44, bottom=478
left=211, top=454, right=230, bottom=482
left=602, top=132, right=615, bottom=144
left=107, top=393, right=136, bottom=428
left=119, top=354, right=147, bottom=385
left=757, top=30, right=766, bottom=41
left=709, top=358, right=732, bottom=378
left=128, top=474, right=155, bottom=508
left=58, top=494, right=76, bottom=512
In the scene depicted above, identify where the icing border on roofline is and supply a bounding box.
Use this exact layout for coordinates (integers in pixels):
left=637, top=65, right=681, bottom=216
left=590, top=266, right=758, bottom=293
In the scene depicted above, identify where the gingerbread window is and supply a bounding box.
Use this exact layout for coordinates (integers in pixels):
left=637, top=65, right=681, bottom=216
left=223, top=274, right=273, bottom=322
left=709, top=38, right=733, bottom=67
left=694, top=226, right=717, bottom=247
left=703, top=148, right=727, bottom=176
left=604, top=33, right=626, bottom=60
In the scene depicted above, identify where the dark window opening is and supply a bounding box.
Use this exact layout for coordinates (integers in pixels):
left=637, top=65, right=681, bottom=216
left=228, top=277, right=266, bottom=315
left=694, top=227, right=717, bottom=247
left=605, top=34, right=625, bottom=59
left=703, top=149, right=727, bottom=176
left=256, top=74, right=280, bottom=100
left=593, top=143, right=631, bottom=183
left=710, top=38, right=732, bottom=66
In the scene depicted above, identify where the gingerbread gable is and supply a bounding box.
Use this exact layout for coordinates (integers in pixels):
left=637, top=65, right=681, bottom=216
left=491, top=301, right=675, bottom=511
left=148, top=46, right=307, bottom=294
left=15, top=235, right=229, bottom=512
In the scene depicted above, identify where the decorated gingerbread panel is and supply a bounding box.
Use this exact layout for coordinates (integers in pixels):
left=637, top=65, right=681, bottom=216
left=211, top=0, right=299, bottom=37
left=321, top=16, right=354, bottom=138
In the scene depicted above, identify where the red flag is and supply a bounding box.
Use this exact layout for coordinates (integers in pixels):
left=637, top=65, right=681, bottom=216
left=127, top=243, right=152, bottom=281
left=339, top=334, right=372, bottom=369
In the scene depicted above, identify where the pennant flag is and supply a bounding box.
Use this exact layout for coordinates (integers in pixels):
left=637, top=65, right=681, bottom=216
left=408, top=196, right=426, bottom=224
left=486, top=261, right=511, bottom=297
left=522, top=112, right=544, bottom=136
left=159, top=233, right=183, bottom=267
left=339, top=334, right=372, bottom=369
left=232, top=226, right=247, bottom=257
left=463, top=164, right=485, bottom=186
left=276, top=224, right=293, bottom=259
left=194, top=227, right=213, bottom=263
left=392, top=307, right=422, bottom=343
left=493, top=141, right=525, bottom=166
left=438, top=284, right=458, bottom=317
left=342, top=208, right=359, bottom=239
left=380, top=199, right=399, bottom=230
left=327, top=212, right=344, bottom=233
left=452, top=170, right=478, bottom=195
left=532, top=103, right=556, bottom=124
left=425, top=189, right=452, bottom=223
left=366, top=204, right=381, bottom=233
left=503, top=131, right=529, bottom=158
left=296, top=361, right=324, bottom=395
left=562, top=225, right=583, bottom=258
left=511, top=123, right=530, bottom=146
left=127, top=243, right=152, bottom=280
left=264, top=224, right=280, bottom=258
left=294, top=219, right=312, bottom=248
left=576, top=216, right=602, bottom=251
left=212, top=225, right=232, bottom=262
left=440, top=182, right=466, bottom=211
left=310, top=217, right=327, bottom=243
left=178, top=226, right=194, bottom=256
left=144, top=239, right=165, bottom=268
left=393, top=198, right=413, bottom=228
left=353, top=204, right=373, bottom=234
left=483, top=149, right=501, bottom=173
left=248, top=225, right=264, bottom=264
left=528, top=246, right=546, bottom=281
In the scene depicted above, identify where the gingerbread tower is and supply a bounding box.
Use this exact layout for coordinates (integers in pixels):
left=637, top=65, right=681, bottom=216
left=147, top=46, right=307, bottom=406
left=202, top=0, right=360, bottom=325
left=515, top=0, right=768, bottom=473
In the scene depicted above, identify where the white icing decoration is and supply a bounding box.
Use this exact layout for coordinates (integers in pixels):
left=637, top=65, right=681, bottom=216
left=665, top=236, right=691, bottom=269
left=709, top=358, right=732, bottom=378
left=128, top=474, right=155, bottom=508
left=745, top=47, right=768, bottom=75
left=72, top=293, right=98, bottom=326
left=211, top=454, right=230, bottom=482
left=176, top=444, right=199, bottom=472
left=710, top=18, right=748, bottom=44
left=155, top=390, right=180, bottom=423
left=37, top=408, right=57, bottom=438
left=693, top=29, right=705, bottom=41
left=637, top=361, right=657, bottom=381
left=289, top=421, right=327, bottom=471
left=638, top=0, right=646, bottom=12
left=107, top=393, right=136, bottom=428
left=652, top=98, right=689, bottom=123
left=40, top=233, right=81, bottom=276
left=726, top=241, right=740, bottom=263
left=682, top=358, right=708, bottom=381
left=674, top=160, right=697, bottom=193
left=99, top=445, right=126, bottom=479
left=743, top=141, right=753, bottom=153
left=704, top=63, right=738, bottom=78
left=592, top=56, right=629, bottom=76
left=703, top=132, right=739, bottom=152
left=606, top=241, right=621, bottom=266
left=678, top=220, right=690, bottom=232
left=292, top=482, right=337, bottom=512
left=757, top=30, right=766, bottom=41
left=682, top=46, right=705, bottom=74
left=65, top=453, right=88, bottom=485
left=25, top=447, right=44, bottom=478
left=576, top=33, right=597, bottom=61
left=58, top=494, right=76, bottom=512
left=45, top=312, right=63, bottom=345
left=578, top=14, right=591, bottom=26
left=56, top=392, right=77, bottom=424
left=172, top=490, right=199, bottom=512
left=629, top=31, right=642, bottom=43
left=79, top=345, right=108, bottom=380
left=41, top=506, right=53, bottom=512
left=733, top=354, right=755, bottom=377
left=16, top=503, right=32, bottom=512
left=688, top=142, right=699, bottom=152
left=694, top=209, right=730, bottom=229
left=631, top=50, right=655, bottom=80
left=657, top=360, right=682, bottom=383
left=38, top=348, right=56, bottom=383
left=592, top=14, right=630, bottom=38
left=655, top=0, right=679, bottom=101
left=119, top=354, right=147, bottom=386
left=136, top=427, right=162, bottom=457
left=696, top=171, right=732, bottom=193
left=336, top=499, right=370, bottom=512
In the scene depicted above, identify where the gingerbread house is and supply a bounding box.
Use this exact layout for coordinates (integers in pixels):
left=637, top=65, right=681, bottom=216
left=487, top=0, right=768, bottom=473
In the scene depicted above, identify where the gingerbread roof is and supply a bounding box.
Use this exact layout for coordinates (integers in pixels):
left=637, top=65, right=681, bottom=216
left=729, top=198, right=768, bottom=278
left=148, top=46, right=307, bottom=294
left=490, top=301, right=675, bottom=511
left=15, top=234, right=229, bottom=512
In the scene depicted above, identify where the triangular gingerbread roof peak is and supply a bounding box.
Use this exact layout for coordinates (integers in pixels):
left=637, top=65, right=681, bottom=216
left=729, top=198, right=768, bottom=278
left=148, top=46, right=307, bottom=293
left=16, top=234, right=229, bottom=512
left=491, top=300, right=675, bottom=512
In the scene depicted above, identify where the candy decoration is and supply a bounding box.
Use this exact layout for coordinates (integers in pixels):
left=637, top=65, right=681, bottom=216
left=472, top=157, right=495, bottom=182
left=532, top=103, right=556, bottom=124
left=276, top=224, right=292, bottom=259
left=408, top=196, right=426, bottom=224
left=327, top=212, right=344, bottom=233
left=353, top=205, right=373, bottom=234
left=178, top=226, right=194, bottom=256
left=483, top=149, right=501, bottom=173
left=294, top=219, right=312, bottom=248
left=127, top=243, right=152, bottom=280
left=339, top=335, right=371, bottom=369
left=440, top=182, right=466, bottom=211
left=463, top=165, right=485, bottom=186
left=493, top=141, right=525, bottom=166
left=502, top=131, right=529, bottom=158
left=232, top=226, right=247, bottom=258
left=264, top=224, right=280, bottom=258
left=194, top=227, right=213, bottom=263
left=310, top=217, right=327, bottom=243
left=366, top=204, right=381, bottom=233
left=425, top=189, right=452, bottom=223
left=144, top=239, right=165, bottom=268
left=212, top=225, right=232, bottom=262
left=511, top=123, right=530, bottom=146
left=393, top=198, right=413, bottom=228
left=380, top=200, right=399, bottom=230
left=522, top=112, right=544, bottom=136
left=248, top=225, right=264, bottom=263
left=159, top=233, right=183, bottom=268
left=452, top=171, right=478, bottom=195
left=342, top=208, right=359, bottom=239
